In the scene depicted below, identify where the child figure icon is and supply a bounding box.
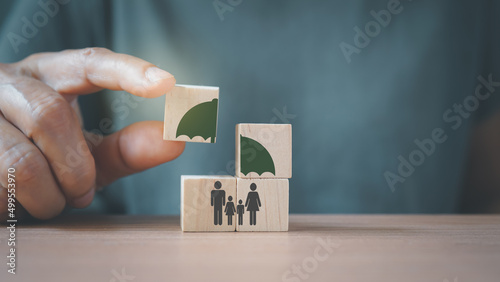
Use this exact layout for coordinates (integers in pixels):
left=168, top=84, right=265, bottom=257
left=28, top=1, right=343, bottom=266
left=237, top=199, right=244, bottom=225
left=245, top=183, right=261, bottom=225
left=225, top=196, right=236, bottom=225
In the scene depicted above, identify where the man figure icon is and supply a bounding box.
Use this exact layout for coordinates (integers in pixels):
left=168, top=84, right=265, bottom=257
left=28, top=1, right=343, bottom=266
left=211, top=181, right=225, bottom=225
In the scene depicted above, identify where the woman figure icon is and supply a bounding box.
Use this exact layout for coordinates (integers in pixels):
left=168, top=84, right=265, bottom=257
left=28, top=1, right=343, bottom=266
left=245, top=183, right=261, bottom=225
left=224, top=196, right=236, bottom=225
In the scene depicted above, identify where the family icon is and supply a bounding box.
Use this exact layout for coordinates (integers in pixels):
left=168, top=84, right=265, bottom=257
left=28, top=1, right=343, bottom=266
left=211, top=181, right=261, bottom=226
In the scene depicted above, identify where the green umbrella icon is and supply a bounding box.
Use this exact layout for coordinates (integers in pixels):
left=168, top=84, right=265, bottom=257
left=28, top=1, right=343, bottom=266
left=240, top=135, right=276, bottom=176
left=176, top=98, right=218, bottom=143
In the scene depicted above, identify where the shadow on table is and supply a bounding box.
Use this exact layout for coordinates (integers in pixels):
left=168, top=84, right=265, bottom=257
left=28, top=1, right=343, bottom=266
left=288, top=214, right=421, bottom=236
left=15, top=214, right=422, bottom=236
left=16, top=214, right=179, bottom=231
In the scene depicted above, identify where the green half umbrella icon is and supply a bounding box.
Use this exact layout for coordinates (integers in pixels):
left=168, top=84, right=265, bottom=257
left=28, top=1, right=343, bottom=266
left=240, top=135, right=275, bottom=176
left=176, top=98, right=218, bottom=143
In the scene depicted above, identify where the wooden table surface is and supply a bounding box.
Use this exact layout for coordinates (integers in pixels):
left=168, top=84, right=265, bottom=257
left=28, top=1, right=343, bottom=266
left=1, top=215, right=499, bottom=282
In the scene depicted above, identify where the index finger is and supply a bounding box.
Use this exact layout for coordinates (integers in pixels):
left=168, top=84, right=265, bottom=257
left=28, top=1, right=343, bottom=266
left=12, top=48, right=175, bottom=98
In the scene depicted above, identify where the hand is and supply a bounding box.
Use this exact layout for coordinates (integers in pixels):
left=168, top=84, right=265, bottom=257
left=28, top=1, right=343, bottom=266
left=0, top=48, right=185, bottom=220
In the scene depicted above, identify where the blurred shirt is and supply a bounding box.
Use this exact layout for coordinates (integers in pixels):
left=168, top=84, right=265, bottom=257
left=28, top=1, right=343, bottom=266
left=1, top=0, right=499, bottom=214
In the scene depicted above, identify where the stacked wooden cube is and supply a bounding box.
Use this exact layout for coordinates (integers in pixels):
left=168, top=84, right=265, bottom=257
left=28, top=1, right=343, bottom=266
left=164, top=85, right=291, bottom=232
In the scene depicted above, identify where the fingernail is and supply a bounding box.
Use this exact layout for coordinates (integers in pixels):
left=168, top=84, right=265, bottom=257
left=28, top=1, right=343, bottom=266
left=71, top=188, right=95, bottom=208
left=145, top=67, right=174, bottom=84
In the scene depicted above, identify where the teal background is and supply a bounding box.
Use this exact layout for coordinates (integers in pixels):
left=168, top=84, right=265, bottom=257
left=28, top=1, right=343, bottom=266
left=1, top=0, right=499, bottom=214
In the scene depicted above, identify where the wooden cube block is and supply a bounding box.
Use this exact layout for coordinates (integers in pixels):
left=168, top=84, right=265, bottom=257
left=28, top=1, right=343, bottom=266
left=164, top=85, right=219, bottom=143
left=236, top=178, right=289, bottom=232
left=181, top=176, right=236, bottom=232
left=236, top=123, right=292, bottom=178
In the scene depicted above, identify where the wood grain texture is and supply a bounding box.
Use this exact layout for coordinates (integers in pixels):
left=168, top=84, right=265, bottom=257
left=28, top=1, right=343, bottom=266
left=181, top=175, right=236, bottom=231
left=163, top=84, right=219, bottom=143
left=236, top=123, right=292, bottom=178
left=1, top=215, right=499, bottom=282
left=236, top=178, right=289, bottom=231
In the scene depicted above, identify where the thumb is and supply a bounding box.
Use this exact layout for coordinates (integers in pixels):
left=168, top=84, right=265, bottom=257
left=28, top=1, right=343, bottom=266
left=90, top=121, right=185, bottom=186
